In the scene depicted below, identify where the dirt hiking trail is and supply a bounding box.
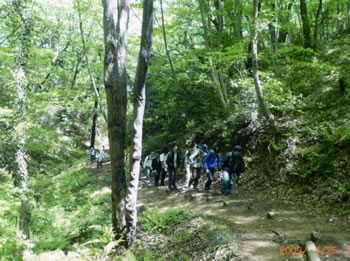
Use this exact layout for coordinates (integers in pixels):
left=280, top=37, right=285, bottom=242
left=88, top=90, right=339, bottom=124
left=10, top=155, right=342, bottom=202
left=89, top=160, right=350, bottom=261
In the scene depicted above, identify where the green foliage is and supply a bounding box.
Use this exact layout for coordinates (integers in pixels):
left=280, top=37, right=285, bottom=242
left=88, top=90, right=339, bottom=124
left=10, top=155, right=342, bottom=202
left=137, top=208, right=237, bottom=260
left=0, top=171, right=34, bottom=259
left=334, top=125, right=350, bottom=146
left=139, top=208, right=196, bottom=234
left=274, top=46, right=338, bottom=96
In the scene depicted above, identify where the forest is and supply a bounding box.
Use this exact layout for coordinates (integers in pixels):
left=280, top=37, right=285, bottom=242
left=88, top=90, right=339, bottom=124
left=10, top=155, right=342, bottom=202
left=0, top=0, right=350, bottom=260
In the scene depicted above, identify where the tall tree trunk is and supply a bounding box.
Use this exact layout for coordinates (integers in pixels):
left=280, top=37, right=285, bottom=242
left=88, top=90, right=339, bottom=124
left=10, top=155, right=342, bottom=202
left=90, top=100, right=98, bottom=149
left=347, top=1, right=350, bottom=29
left=214, top=0, right=224, bottom=47
left=278, top=0, right=293, bottom=43
left=14, top=1, right=33, bottom=238
left=198, top=0, right=228, bottom=109
left=337, top=2, right=344, bottom=34
left=159, top=0, right=180, bottom=88
left=71, top=51, right=85, bottom=88
left=234, top=0, right=243, bottom=37
left=268, top=2, right=277, bottom=53
left=102, top=0, right=129, bottom=245
left=77, top=0, right=107, bottom=137
left=252, top=0, right=277, bottom=133
left=300, top=0, right=312, bottom=48
left=125, top=0, right=153, bottom=246
left=313, top=0, right=322, bottom=49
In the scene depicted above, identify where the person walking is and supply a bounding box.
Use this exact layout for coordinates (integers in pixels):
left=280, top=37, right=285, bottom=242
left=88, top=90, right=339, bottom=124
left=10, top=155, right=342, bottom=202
left=143, top=153, right=153, bottom=183
left=89, top=147, right=96, bottom=163
left=100, top=146, right=106, bottom=161
left=96, top=150, right=103, bottom=169
left=152, top=153, right=162, bottom=186
left=221, top=145, right=245, bottom=195
left=188, top=143, right=201, bottom=189
left=203, top=146, right=221, bottom=192
left=159, top=147, right=168, bottom=186
left=166, top=143, right=181, bottom=190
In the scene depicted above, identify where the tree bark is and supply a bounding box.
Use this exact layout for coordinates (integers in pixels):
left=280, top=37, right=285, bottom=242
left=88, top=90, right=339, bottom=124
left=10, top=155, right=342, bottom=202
left=313, top=0, right=322, bottom=48
left=39, top=41, right=70, bottom=89
left=234, top=0, right=243, bottom=38
left=14, top=1, right=33, bottom=238
left=198, top=0, right=228, bottom=109
left=300, top=0, right=312, bottom=48
left=0, top=24, right=21, bottom=45
left=159, top=0, right=180, bottom=89
left=90, top=100, right=98, bottom=149
left=16, top=64, right=30, bottom=238
left=102, top=0, right=129, bottom=245
left=71, top=51, right=85, bottom=88
left=348, top=2, right=350, bottom=29
left=268, top=2, right=277, bottom=53
left=278, top=0, right=293, bottom=43
left=125, top=0, right=153, bottom=246
left=252, top=0, right=277, bottom=133
left=78, top=0, right=107, bottom=132
left=214, top=0, right=224, bottom=48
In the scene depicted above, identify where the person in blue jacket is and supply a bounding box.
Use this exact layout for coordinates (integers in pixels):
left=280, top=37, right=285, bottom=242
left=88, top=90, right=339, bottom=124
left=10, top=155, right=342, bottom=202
left=203, top=146, right=221, bottom=192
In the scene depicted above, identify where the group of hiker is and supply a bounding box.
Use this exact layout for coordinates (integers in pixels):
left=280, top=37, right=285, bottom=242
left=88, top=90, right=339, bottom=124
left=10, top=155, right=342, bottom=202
left=89, top=146, right=106, bottom=169
left=143, top=143, right=245, bottom=196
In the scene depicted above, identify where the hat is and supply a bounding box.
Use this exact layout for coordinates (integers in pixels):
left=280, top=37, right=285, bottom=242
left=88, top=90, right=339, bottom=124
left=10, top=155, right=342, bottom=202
left=233, top=145, right=242, bottom=155
left=200, top=144, right=208, bottom=153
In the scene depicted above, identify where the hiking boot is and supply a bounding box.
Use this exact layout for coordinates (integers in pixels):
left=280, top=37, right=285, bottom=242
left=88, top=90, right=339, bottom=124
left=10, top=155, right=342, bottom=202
left=205, top=187, right=213, bottom=193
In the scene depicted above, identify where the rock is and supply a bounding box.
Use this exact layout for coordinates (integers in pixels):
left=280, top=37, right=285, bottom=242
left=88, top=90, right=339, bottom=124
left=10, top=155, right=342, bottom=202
left=267, top=211, right=279, bottom=219
left=223, top=200, right=235, bottom=206
left=328, top=218, right=334, bottom=223
left=190, top=193, right=208, bottom=201
left=311, top=231, right=322, bottom=242
left=211, top=201, right=225, bottom=207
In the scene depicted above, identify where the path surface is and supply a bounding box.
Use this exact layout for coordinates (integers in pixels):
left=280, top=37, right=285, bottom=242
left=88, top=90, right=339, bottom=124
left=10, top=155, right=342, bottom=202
left=90, top=160, right=350, bottom=261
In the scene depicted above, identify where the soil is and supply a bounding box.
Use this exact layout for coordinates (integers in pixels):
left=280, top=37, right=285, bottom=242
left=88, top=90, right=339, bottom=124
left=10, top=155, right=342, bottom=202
left=90, top=160, right=350, bottom=261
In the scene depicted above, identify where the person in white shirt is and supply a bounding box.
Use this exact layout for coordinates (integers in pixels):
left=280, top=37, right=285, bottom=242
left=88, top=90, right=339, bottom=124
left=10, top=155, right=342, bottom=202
left=159, top=147, right=168, bottom=186
left=143, top=153, right=153, bottom=183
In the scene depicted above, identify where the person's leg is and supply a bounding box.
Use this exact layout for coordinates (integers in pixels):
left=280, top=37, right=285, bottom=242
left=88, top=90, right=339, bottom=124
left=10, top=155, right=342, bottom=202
left=173, top=168, right=178, bottom=189
left=235, top=173, right=240, bottom=186
left=193, top=168, right=201, bottom=189
left=205, top=169, right=215, bottom=190
left=155, top=170, right=160, bottom=186
left=226, top=173, right=234, bottom=195
left=160, top=168, right=166, bottom=186
left=185, top=164, right=191, bottom=188
left=205, top=171, right=210, bottom=189
left=146, top=167, right=151, bottom=182
left=168, top=168, right=173, bottom=188
left=221, top=171, right=228, bottom=194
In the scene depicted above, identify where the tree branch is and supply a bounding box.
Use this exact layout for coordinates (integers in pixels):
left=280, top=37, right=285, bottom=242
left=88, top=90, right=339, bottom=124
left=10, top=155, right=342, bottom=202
left=0, top=24, right=22, bottom=45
